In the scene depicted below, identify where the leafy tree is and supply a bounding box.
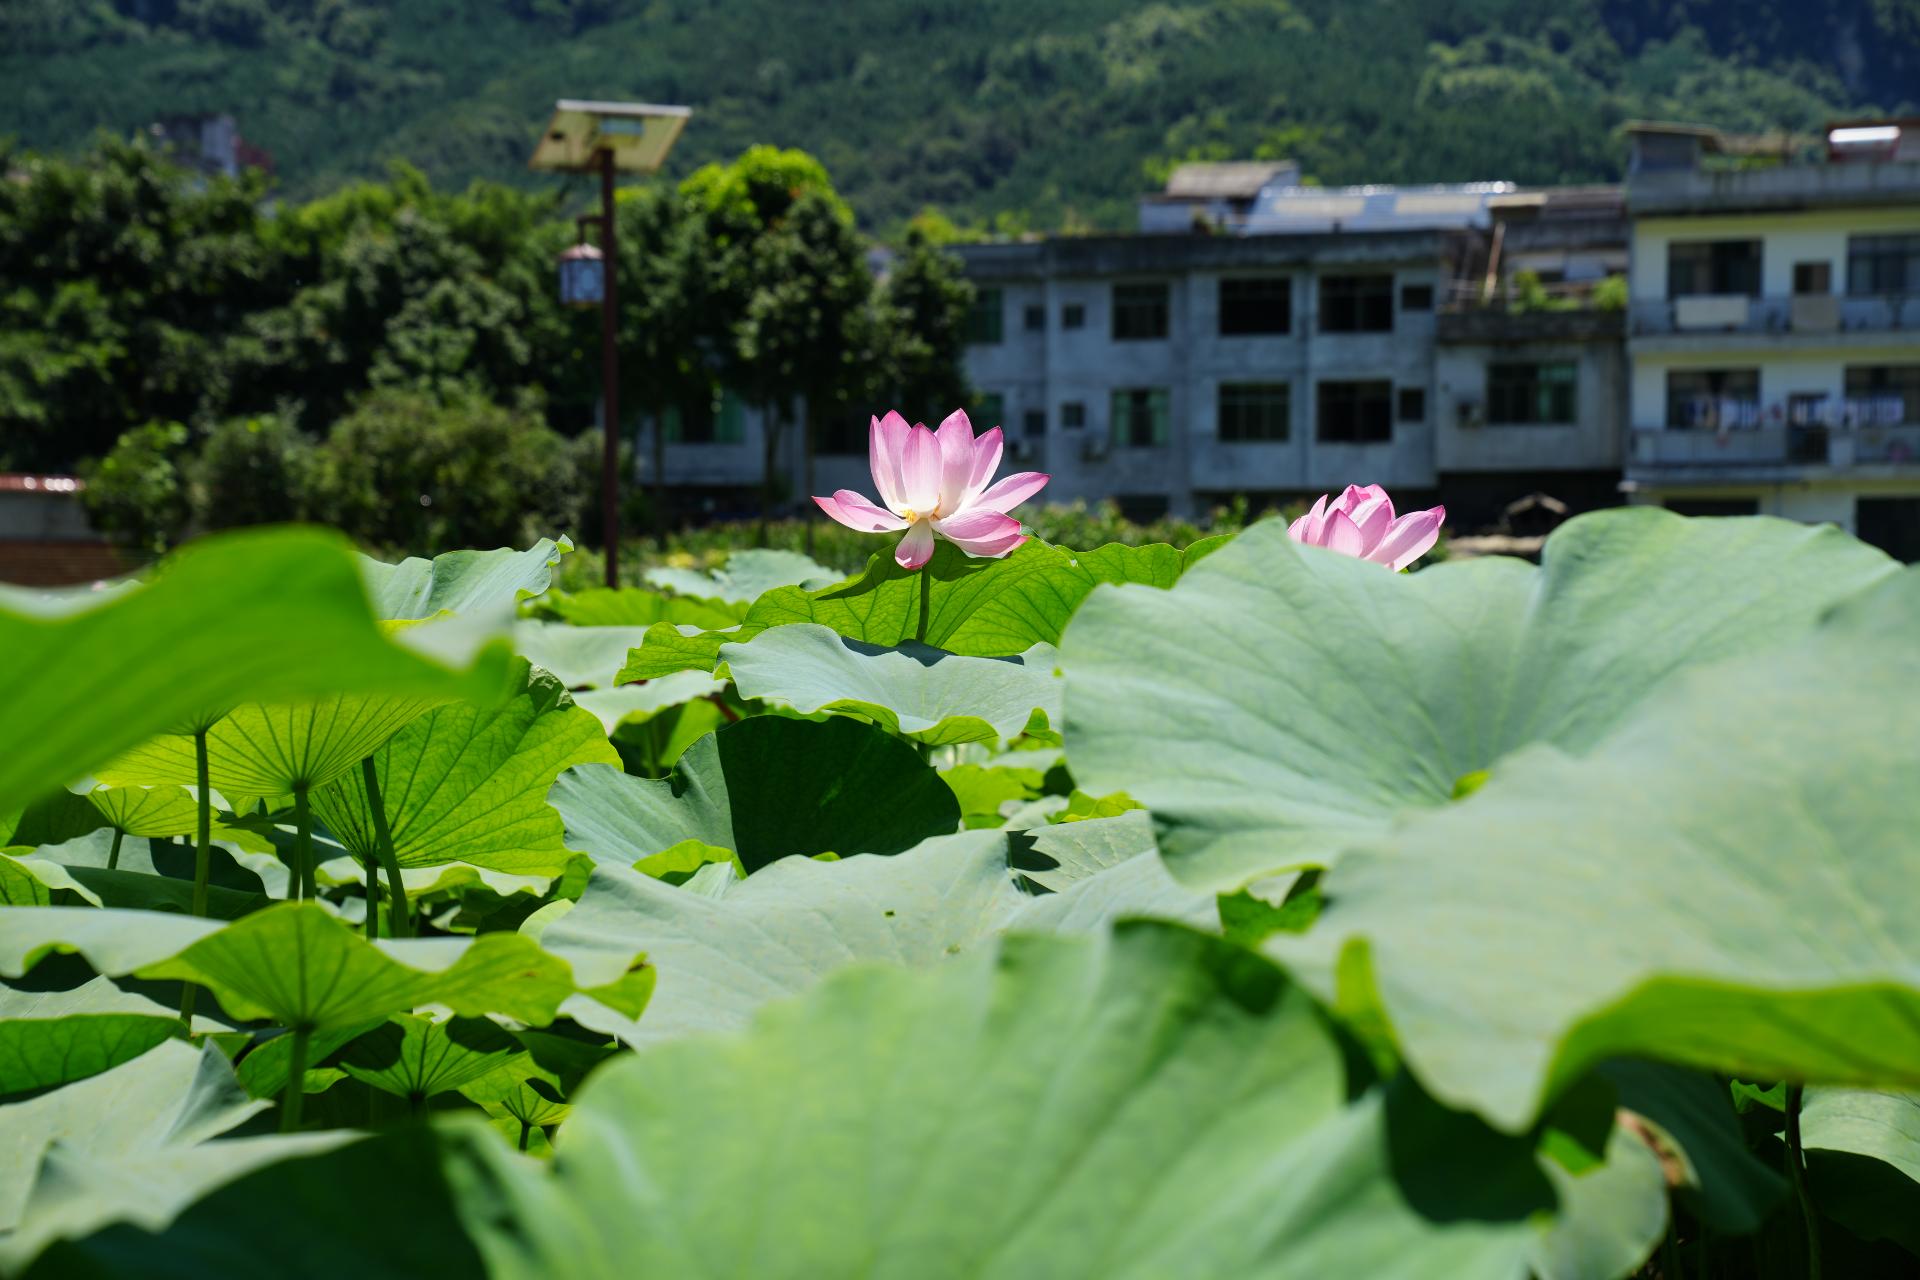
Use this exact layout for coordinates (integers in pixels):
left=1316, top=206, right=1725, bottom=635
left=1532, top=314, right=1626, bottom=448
left=872, top=230, right=975, bottom=427
left=78, top=422, right=193, bottom=552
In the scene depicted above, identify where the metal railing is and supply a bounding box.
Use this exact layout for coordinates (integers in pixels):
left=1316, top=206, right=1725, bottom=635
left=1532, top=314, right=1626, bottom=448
left=1629, top=423, right=1920, bottom=468
left=1630, top=294, right=1920, bottom=336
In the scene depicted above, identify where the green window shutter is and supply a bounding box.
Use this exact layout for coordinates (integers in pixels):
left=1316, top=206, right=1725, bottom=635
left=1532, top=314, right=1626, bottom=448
left=662, top=405, right=683, bottom=444
left=717, top=391, right=746, bottom=444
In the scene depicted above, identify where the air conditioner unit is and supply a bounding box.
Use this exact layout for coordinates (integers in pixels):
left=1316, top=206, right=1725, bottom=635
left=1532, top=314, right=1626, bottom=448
left=1081, top=434, right=1111, bottom=462
left=1457, top=399, right=1485, bottom=429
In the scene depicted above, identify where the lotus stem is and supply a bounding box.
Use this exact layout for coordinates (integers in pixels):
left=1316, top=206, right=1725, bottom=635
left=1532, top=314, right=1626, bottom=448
left=293, top=784, right=316, bottom=902
left=915, top=566, right=932, bottom=644
left=280, top=1025, right=312, bottom=1133
left=518, top=1119, right=532, bottom=1152
left=178, top=727, right=215, bottom=1024
left=106, top=827, right=124, bottom=872
left=1784, top=1083, right=1822, bottom=1279
left=359, top=756, right=410, bottom=939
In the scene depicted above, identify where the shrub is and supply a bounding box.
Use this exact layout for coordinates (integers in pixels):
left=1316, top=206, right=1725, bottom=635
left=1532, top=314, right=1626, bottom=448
left=192, top=412, right=321, bottom=529
left=309, top=390, right=582, bottom=553
left=78, top=422, right=193, bottom=553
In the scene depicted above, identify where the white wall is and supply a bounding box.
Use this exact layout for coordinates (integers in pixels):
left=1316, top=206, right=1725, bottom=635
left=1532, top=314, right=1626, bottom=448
left=1630, top=208, right=1920, bottom=300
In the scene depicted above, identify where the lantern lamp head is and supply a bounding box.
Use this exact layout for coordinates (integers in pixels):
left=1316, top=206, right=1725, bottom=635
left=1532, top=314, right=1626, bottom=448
left=557, top=241, right=605, bottom=309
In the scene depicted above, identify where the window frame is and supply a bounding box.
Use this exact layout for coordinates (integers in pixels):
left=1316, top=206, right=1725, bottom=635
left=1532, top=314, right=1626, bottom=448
left=1217, top=276, right=1292, bottom=336
left=1665, top=369, right=1761, bottom=430
left=965, top=287, right=1005, bottom=345
left=1110, top=387, right=1171, bottom=447
left=1060, top=400, right=1087, bottom=429
left=1315, top=379, right=1393, bottom=443
left=1062, top=303, right=1086, bottom=330
left=1847, top=234, right=1920, bottom=295
left=1667, top=240, right=1762, bottom=298
left=1111, top=282, right=1171, bottom=342
left=1318, top=274, right=1394, bottom=333
left=1486, top=361, right=1579, bottom=426
left=1216, top=381, right=1291, bottom=442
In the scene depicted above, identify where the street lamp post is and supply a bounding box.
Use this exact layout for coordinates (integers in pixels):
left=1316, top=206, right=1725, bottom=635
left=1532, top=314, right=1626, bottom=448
left=530, top=99, right=691, bottom=589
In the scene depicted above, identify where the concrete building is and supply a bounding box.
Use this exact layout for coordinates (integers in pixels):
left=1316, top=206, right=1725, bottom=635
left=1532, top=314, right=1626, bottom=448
left=1621, top=120, right=1920, bottom=558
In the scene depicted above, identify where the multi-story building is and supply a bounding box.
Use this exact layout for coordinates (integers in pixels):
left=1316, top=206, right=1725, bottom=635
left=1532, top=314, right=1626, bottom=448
left=1620, top=121, right=1920, bottom=558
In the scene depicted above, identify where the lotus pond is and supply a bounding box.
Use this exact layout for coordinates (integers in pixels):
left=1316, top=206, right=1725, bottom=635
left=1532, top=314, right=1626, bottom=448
left=0, top=503, right=1915, bottom=1278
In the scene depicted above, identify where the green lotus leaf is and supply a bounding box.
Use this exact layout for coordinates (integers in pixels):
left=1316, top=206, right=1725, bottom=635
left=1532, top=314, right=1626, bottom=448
left=84, top=786, right=198, bottom=838
left=101, top=693, right=442, bottom=797
left=3, top=791, right=106, bottom=847
left=1803, top=1088, right=1920, bottom=1253
left=1529, top=1121, right=1668, bottom=1280
left=0, top=978, right=182, bottom=1095
left=619, top=537, right=1225, bottom=681
left=1062, top=508, right=1898, bottom=890
left=1266, top=567, right=1920, bottom=1132
left=136, top=903, right=636, bottom=1031
left=335, top=1014, right=527, bottom=1106
left=0, top=1039, right=269, bottom=1234
left=542, top=587, right=743, bottom=629
left=0, top=1039, right=359, bottom=1271
left=360, top=538, right=570, bottom=621
left=644, top=548, right=837, bottom=602
left=442, top=925, right=1562, bottom=1279
left=311, top=661, right=619, bottom=875
left=0, top=907, right=220, bottom=979
left=721, top=623, right=1060, bottom=745
left=0, top=527, right=514, bottom=807
left=548, top=717, right=961, bottom=874
left=1599, top=1061, right=1783, bottom=1233
left=536, top=824, right=1212, bottom=1046
left=0, top=852, right=101, bottom=906
left=571, top=671, right=727, bottom=734
left=510, top=621, right=656, bottom=689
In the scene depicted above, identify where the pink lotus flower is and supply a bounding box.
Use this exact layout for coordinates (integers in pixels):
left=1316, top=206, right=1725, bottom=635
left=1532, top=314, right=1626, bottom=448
left=814, top=410, right=1049, bottom=570
left=1288, top=484, right=1444, bottom=571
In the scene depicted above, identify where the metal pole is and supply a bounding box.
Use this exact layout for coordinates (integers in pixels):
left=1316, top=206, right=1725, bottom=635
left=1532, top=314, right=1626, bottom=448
left=600, top=148, right=620, bottom=590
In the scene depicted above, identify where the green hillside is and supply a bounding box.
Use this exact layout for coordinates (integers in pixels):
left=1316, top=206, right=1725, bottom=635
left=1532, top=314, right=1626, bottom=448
left=4, top=0, right=1918, bottom=231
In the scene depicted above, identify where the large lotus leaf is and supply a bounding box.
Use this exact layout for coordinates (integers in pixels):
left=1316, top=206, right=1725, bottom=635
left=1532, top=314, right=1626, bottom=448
left=548, top=717, right=960, bottom=873
left=1062, top=508, right=1897, bottom=890
left=536, top=825, right=1212, bottom=1045
left=442, top=925, right=1560, bottom=1279
left=310, top=661, right=618, bottom=875
left=0, top=852, right=100, bottom=906
left=0, top=1039, right=266, bottom=1232
left=101, top=693, right=441, bottom=796
left=1529, top=1123, right=1668, bottom=1280
left=4, top=791, right=107, bottom=847
left=1802, top=1088, right=1920, bottom=1253
left=0, top=907, right=221, bottom=978
left=0, top=977, right=181, bottom=1095
left=1267, top=568, right=1920, bottom=1132
left=0, top=1039, right=357, bottom=1271
left=360, top=538, right=569, bottom=621
left=542, top=587, right=744, bottom=629
left=619, top=537, right=1227, bottom=680
left=17, top=1127, right=481, bottom=1280
left=335, top=1014, right=527, bottom=1105
left=721, top=624, right=1060, bottom=745
left=0, top=528, right=513, bottom=808
left=1012, top=807, right=1157, bottom=891
left=571, top=670, right=726, bottom=734
left=645, top=548, right=837, bottom=602
left=509, top=621, right=656, bottom=689
left=83, top=785, right=198, bottom=838
left=136, top=904, right=638, bottom=1030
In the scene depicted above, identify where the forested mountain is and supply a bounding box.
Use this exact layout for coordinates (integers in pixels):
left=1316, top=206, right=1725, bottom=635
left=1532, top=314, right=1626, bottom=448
left=3, top=0, right=1917, bottom=231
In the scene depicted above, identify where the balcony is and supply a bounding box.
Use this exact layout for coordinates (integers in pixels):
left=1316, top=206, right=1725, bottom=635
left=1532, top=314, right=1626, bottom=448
left=1630, top=294, right=1920, bottom=340
left=1627, top=422, right=1920, bottom=482
left=1436, top=307, right=1624, bottom=344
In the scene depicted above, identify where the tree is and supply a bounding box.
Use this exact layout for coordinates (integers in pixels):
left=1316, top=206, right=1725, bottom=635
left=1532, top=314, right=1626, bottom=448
left=872, top=230, right=974, bottom=425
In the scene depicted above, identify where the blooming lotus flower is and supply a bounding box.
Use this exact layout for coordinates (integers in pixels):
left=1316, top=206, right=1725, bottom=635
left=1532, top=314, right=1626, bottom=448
left=814, top=410, right=1049, bottom=570
left=1288, top=484, right=1444, bottom=571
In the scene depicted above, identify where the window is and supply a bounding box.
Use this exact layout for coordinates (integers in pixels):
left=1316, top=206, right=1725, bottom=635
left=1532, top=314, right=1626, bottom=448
left=1022, top=408, right=1047, bottom=437
left=1399, top=283, right=1434, bottom=311
left=818, top=408, right=866, bottom=454
left=1110, top=387, right=1170, bottom=447
left=1319, top=275, right=1394, bottom=332
left=1665, top=498, right=1760, bottom=518
left=1844, top=365, right=1920, bottom=426
left=1848, top=235, right=1920, bottom=295
left=1316, top=380, right=1392, bottom=443
left=1112, top=283, right=1170, bottom=340
left=1218, top=277, right=1291, bottom=335
left=1667, top=240, right=1761, bottom=297
left=663, top=389, right=746, bottom=444
left=1856, top=497, right=1920, bottom=562
left=1666, top=369, right=1761, bottom=430
left=1397, top=387, right=1426, bottom=422
left=1793, top=261, right=1832, bottom=295
left=975, top=393, right=1004, bottom=430
left=1062, top=303, right=1086, bottom=330
left=1486, top=362, right=1578, bottom=425
left=1023, top=304, right=1045, bottom=331
left=1060, top=401, right=1087, bottom=429
left=965, top=288, right=1004, bottom=344
left=1217, top=383, right=1290, bottom=442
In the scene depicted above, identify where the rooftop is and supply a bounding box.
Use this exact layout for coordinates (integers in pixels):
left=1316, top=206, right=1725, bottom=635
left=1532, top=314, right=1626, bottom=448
left=1161, top=161, right=1297, bottom=200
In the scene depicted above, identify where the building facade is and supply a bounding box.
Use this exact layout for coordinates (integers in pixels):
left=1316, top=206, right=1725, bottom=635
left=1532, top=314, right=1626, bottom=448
left=1620, top=122, right=1920, bottom=558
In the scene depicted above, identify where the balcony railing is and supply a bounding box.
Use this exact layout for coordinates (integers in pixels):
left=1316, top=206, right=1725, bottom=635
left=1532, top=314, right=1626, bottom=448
left=1630, top=294, right=1920, bottom=337
left=1630, top=423, right=1920, bottom=470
